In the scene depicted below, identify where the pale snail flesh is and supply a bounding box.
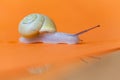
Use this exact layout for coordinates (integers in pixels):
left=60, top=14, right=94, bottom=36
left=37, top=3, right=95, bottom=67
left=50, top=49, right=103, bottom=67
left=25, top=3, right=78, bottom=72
left=19, top=13, right=100, bottom=44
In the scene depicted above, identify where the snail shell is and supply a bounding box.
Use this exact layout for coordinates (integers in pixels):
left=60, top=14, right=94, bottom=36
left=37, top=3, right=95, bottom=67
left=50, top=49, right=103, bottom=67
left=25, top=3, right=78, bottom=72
left=18, top=14, right=56, bottom=38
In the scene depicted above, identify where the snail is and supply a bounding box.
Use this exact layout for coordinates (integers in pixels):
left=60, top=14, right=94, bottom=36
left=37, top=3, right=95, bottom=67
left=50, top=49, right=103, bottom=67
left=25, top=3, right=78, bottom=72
left=19, top=13, right=100, bottom=44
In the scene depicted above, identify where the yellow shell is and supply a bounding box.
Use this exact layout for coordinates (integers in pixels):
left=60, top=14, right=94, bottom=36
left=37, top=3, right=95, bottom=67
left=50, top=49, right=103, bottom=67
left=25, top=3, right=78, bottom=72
left=18, top=13, right=56, bottom=38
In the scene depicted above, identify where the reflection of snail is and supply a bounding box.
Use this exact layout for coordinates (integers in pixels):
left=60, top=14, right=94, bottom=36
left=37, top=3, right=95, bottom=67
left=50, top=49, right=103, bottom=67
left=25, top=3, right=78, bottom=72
left=19, top=13, right=100, bottom=44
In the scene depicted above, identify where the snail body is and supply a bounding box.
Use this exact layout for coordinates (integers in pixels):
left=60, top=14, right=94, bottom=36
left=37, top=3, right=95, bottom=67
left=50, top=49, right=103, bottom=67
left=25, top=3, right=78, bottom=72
left=20, top=32, right=79, bottom=44
left=19, top=13, right=100, bottom=44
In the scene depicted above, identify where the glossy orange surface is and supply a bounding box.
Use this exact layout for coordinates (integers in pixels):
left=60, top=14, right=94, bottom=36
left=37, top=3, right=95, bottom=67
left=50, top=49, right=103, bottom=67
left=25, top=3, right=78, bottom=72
left=0, top=0, right=120, bottom=79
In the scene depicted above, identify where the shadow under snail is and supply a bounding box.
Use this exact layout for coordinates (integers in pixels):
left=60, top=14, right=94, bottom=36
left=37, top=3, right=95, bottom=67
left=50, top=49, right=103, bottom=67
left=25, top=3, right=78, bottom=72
left=19, top=13, right=100, bottom=44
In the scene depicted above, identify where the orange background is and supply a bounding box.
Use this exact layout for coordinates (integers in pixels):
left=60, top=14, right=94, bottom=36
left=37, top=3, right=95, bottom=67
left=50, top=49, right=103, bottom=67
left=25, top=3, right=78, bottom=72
left=0, top=0, right=120, bottom=79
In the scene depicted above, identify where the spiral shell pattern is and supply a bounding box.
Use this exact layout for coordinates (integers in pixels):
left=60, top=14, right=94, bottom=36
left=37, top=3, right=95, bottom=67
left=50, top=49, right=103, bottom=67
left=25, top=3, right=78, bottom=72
left=19, top=14, right=56, bottom=38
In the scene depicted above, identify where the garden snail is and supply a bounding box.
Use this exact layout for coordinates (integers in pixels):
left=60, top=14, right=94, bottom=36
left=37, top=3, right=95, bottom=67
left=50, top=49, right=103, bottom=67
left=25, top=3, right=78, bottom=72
left=19, top=13, right=100, bottom=44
